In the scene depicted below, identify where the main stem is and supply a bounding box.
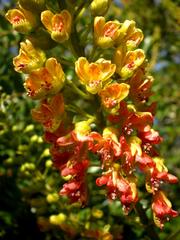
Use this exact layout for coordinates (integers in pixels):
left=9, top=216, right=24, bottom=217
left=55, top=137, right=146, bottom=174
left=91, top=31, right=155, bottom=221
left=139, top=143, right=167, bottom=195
left=135, top=202, right=160, bottom=240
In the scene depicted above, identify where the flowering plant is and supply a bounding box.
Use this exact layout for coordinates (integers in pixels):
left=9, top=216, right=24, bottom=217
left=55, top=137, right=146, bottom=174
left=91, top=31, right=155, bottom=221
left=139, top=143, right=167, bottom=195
left=6, top=0, right=179, bottom=238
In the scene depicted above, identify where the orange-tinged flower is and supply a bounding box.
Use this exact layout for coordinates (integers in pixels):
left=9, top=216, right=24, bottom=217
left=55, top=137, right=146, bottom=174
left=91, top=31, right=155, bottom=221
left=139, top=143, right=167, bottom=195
left=24, top=58, right=65, bottom=99
left=5, top=7, right=37, bottom=33
left=126, top=28, right=144, bottom=50
left=96, top=169, right=138, bottom=213
left=114, top=45, right=145, bottom=80
left=41, top=10, right=72, bottom=43
left=13, top=40, right=46, bottom=74
left=99, top=83, right=130, bottom=109
left=94, top=16, right=121, bottom=48
left=31, top=94, right=64, bottom=132
left=152, top=191, right=178, bottom=229
left=145, top=157, right=178, bottom=193
left=75, top=57, right=116, bottom=94
left=128, top=69, right=154, bottom=103
left=116, top=20, right=143, bottom=50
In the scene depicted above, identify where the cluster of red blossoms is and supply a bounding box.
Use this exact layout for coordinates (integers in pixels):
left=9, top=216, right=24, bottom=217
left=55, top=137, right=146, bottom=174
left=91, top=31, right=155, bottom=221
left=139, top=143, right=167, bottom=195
left=6, top=0, right=178, bottom=229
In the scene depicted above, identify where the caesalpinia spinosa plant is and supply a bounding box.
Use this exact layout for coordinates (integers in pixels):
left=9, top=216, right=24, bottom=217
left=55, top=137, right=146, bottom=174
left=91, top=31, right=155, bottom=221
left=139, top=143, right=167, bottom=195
left=6, top=0, right=178, bottom=232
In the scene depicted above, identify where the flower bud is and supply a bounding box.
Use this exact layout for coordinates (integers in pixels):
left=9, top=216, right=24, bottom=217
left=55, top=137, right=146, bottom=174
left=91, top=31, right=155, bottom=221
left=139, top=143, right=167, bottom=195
left=92, top=208, right=104, bottom=218
left=13, top=40, right=46, bottom=74
left=19, top=0, right=46, bottom=13
left=49, top=213, right=67, bottom=225
left=45, top=160, right=53, bottom=168
left=91, top=0, right=111, bottom=16
left=46, top=193, right=59, bottom=203
left=24, top=58, right=65, bottom=100
left=5, top=7, right=38, bottom=34
left=41, top=10, right=72, bottom=43
left=75, top=57, right=116, bottom=94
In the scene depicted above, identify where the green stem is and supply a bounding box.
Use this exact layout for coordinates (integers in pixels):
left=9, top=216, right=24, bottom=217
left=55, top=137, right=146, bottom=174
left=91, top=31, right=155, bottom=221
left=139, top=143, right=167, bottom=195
left=135, top=202, right=160, bottom=240
left=57, top=0, right=66, bottom=10
left=66, top=79, right=92, bottom=100
left=89, top=45, right=98, bottom=61
left=58, top=58, right=74, bottom=67
left=65, top=104, right=95, bottom=120
left=73, top=0, right=88, bottom=21
left=167, top=229, right=180, bottom=240
left=68, top=39, right=80, bottom=58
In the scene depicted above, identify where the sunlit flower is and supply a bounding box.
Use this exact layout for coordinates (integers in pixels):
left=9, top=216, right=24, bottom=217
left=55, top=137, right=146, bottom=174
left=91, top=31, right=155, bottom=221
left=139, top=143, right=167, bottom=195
left=24, top=58, right=65, bottom=99
left=145, top=157, right=178, bottom=193
left=128, top=69, right=154, bottom=103
left=152, top=191, right=178, bottom=229
left=5, top=7, right=37, bottom=33
left=116, top=20, right=144, bottom=50
left=89, top=128, right=121, bottom=168
left=75, top=57, right=116, bottom=94
left=41, top=10, right=72, bottom=43
left=114, top=45, right=145, bottom=80
left=74, top=120, right=92, bottom=142
left=13, top=40, right=46, bottom=74
left=96, top=169, right=138, bottom=213
left=99, top=83, right=130, bottom=110
left=31, top=94, right=64, bottom=132
left=94, top=16, right=121, bottom=48
left=108, top=101, right=153, bottom=136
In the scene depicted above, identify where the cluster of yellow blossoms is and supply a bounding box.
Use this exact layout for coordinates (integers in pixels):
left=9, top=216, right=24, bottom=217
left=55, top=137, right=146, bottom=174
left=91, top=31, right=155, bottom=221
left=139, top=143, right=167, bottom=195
left=6, top=0, right=178, bottom=230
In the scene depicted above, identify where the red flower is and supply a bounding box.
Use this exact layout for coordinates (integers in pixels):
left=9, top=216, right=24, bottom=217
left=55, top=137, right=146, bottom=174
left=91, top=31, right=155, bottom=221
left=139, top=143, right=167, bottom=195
left=96, top=169, right=138, bottom=213
left=60, top=159, right=89, bottom=205
left=138, top=125, right=162, bottom=145
left=128, top=68, right=154, bottom=103
left=152, top=191, right=178, bottom=229
left=135, top=152, right=155, bottom=172
left=145, top=157, right=178, bottom=193
left=89, top=130, right=121, bottom=168
left=108, top=101, right=153, bottom=136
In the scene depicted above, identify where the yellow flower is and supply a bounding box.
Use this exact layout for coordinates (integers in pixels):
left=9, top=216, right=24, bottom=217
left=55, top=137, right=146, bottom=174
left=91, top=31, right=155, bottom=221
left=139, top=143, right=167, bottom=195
left=116, top=20, right=144, bottom=50
left=5, top=7, right=37, bottom=33
left=114, top=45, right=145, bottom=80
left=24, top=58, right=65, bottom=100
left=75, top=57, right=116, bottom=94
left=13, top=40, right=46, bottom=74
left=41, top=10, right=72, bottom=43
left=99, top=83, right=130, bottom=109
left=94, top=16, right=121, bottom=48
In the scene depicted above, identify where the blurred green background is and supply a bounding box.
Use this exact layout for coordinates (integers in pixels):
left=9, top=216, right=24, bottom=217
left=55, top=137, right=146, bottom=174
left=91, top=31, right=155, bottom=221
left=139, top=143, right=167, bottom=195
left=0, top=0, right=180, bottom=239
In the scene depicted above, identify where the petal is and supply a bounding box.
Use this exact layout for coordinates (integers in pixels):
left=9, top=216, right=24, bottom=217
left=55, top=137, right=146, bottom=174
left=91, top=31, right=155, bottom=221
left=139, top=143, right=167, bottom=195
left=41, top=10, right=54, bottom=31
